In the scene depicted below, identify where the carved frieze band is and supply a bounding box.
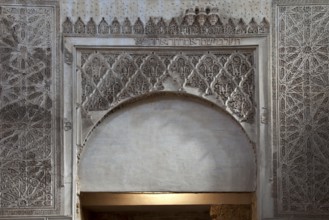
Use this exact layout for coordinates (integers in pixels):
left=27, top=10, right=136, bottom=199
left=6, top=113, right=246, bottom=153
left=0, top=1, right=60, bottom=215
left=274, top=1, right=329, bottom=216
left=63, top=7, right=269, bottom=37
left=79, top=49, right=255, bottom=124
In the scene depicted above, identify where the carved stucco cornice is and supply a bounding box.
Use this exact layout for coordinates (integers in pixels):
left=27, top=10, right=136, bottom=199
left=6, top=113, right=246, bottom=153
left=62, top=7, right=270, bottom=37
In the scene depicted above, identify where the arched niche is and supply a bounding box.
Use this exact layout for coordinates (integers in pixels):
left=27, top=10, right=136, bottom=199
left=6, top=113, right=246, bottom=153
left=79, top=94, right=256, bottom=192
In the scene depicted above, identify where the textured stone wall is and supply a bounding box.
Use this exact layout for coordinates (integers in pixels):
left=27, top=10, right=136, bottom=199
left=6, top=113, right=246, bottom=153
left=273, top=0, right=329, bottom=217
left=0, top=0, right=61, bottom=216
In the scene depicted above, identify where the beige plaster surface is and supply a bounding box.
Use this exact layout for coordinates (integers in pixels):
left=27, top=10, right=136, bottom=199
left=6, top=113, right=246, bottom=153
left=79, top=96, right=256, bottom=192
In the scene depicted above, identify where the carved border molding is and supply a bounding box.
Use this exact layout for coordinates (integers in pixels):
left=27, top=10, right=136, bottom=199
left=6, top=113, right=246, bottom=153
left=273, top=0, right=329, bottom=216
left=62, top=7, right=270, bottom=37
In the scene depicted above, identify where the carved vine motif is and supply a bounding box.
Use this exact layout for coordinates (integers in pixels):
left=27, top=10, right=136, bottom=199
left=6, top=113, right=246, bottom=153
left=80, top=50, right=255, bottom=123
left=169, top=55, right=194, bottom=90
left=141, top=54, right=166, bottom=88
left=275, top=4, right=329, bottom=215
left=62, top=7, right=269, bottom=36
left=0, top=4, right=58, bottom=214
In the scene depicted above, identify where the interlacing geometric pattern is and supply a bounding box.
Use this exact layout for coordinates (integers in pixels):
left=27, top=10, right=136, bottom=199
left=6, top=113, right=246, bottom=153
left=275, top=4, right=329, bottom=215
left=80, top=49, right=255, bottom=123
left=0, top=3, right=59, bottom=215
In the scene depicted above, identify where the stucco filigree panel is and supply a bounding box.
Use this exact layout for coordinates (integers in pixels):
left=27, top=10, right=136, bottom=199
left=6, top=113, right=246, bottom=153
left=274, top=1, right=329, bottom=216
left=0, top=0, right=60, bottom=216
left=79, top=49, right=255, bottom=128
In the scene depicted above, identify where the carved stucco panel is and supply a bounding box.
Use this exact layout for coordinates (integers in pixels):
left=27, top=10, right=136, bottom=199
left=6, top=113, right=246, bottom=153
left=79, top=49, right=255, bottom=143
left=0, top=0, right=60, bottom=216
left=274, top=1, right=329, bottom=216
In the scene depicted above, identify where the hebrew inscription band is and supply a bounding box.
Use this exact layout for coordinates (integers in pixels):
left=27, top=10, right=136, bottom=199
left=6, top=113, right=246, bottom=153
left=135, top=38, right=241, bottom=46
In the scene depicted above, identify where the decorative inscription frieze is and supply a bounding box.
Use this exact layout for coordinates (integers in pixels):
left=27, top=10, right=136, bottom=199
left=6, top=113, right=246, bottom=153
left=0, top=1, right=60, bottom=216
left=63, top=7, right=269, bottom=37
left=79, top=49, right=255, bottom=126
left=135, top=38, right=241, bottom=46
left=274, top=2, right=329, bottom=216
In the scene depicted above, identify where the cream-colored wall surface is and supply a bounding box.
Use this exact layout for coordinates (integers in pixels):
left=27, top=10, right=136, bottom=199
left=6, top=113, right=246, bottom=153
left=79, top=96, right=256, bottom=192
left=61, top=0, right=271, bottom=25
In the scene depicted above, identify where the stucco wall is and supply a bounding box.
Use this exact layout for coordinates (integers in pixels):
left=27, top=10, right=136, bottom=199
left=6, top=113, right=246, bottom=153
left=1, top=0, right=329, bottom=220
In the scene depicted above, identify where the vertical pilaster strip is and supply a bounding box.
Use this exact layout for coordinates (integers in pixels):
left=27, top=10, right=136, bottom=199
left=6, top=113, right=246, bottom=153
left=0, top=0, right=60, bottom=216
left=273, top=0, right=329, bottom=216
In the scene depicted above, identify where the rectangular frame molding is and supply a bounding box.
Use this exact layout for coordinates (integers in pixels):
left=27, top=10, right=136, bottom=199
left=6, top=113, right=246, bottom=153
left=80, top=193, right=253, bottom=207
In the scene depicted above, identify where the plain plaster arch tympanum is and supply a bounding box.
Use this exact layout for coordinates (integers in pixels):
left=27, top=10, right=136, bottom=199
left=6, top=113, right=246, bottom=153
left=78, top=94, right=256, bottom=192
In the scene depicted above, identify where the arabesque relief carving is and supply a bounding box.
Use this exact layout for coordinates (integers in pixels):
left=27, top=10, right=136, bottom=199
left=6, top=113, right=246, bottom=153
left=275, top=3, right=329, bottom=216
left=79, top=49, right=255, bottom=124
left=0, top=2, right=59, bottom=215
left=63, top=7, right=269, bottom=37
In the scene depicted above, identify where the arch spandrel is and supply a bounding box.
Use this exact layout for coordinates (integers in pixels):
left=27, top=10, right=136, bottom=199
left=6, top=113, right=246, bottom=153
left=78, top=48, right=256, bottom=143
